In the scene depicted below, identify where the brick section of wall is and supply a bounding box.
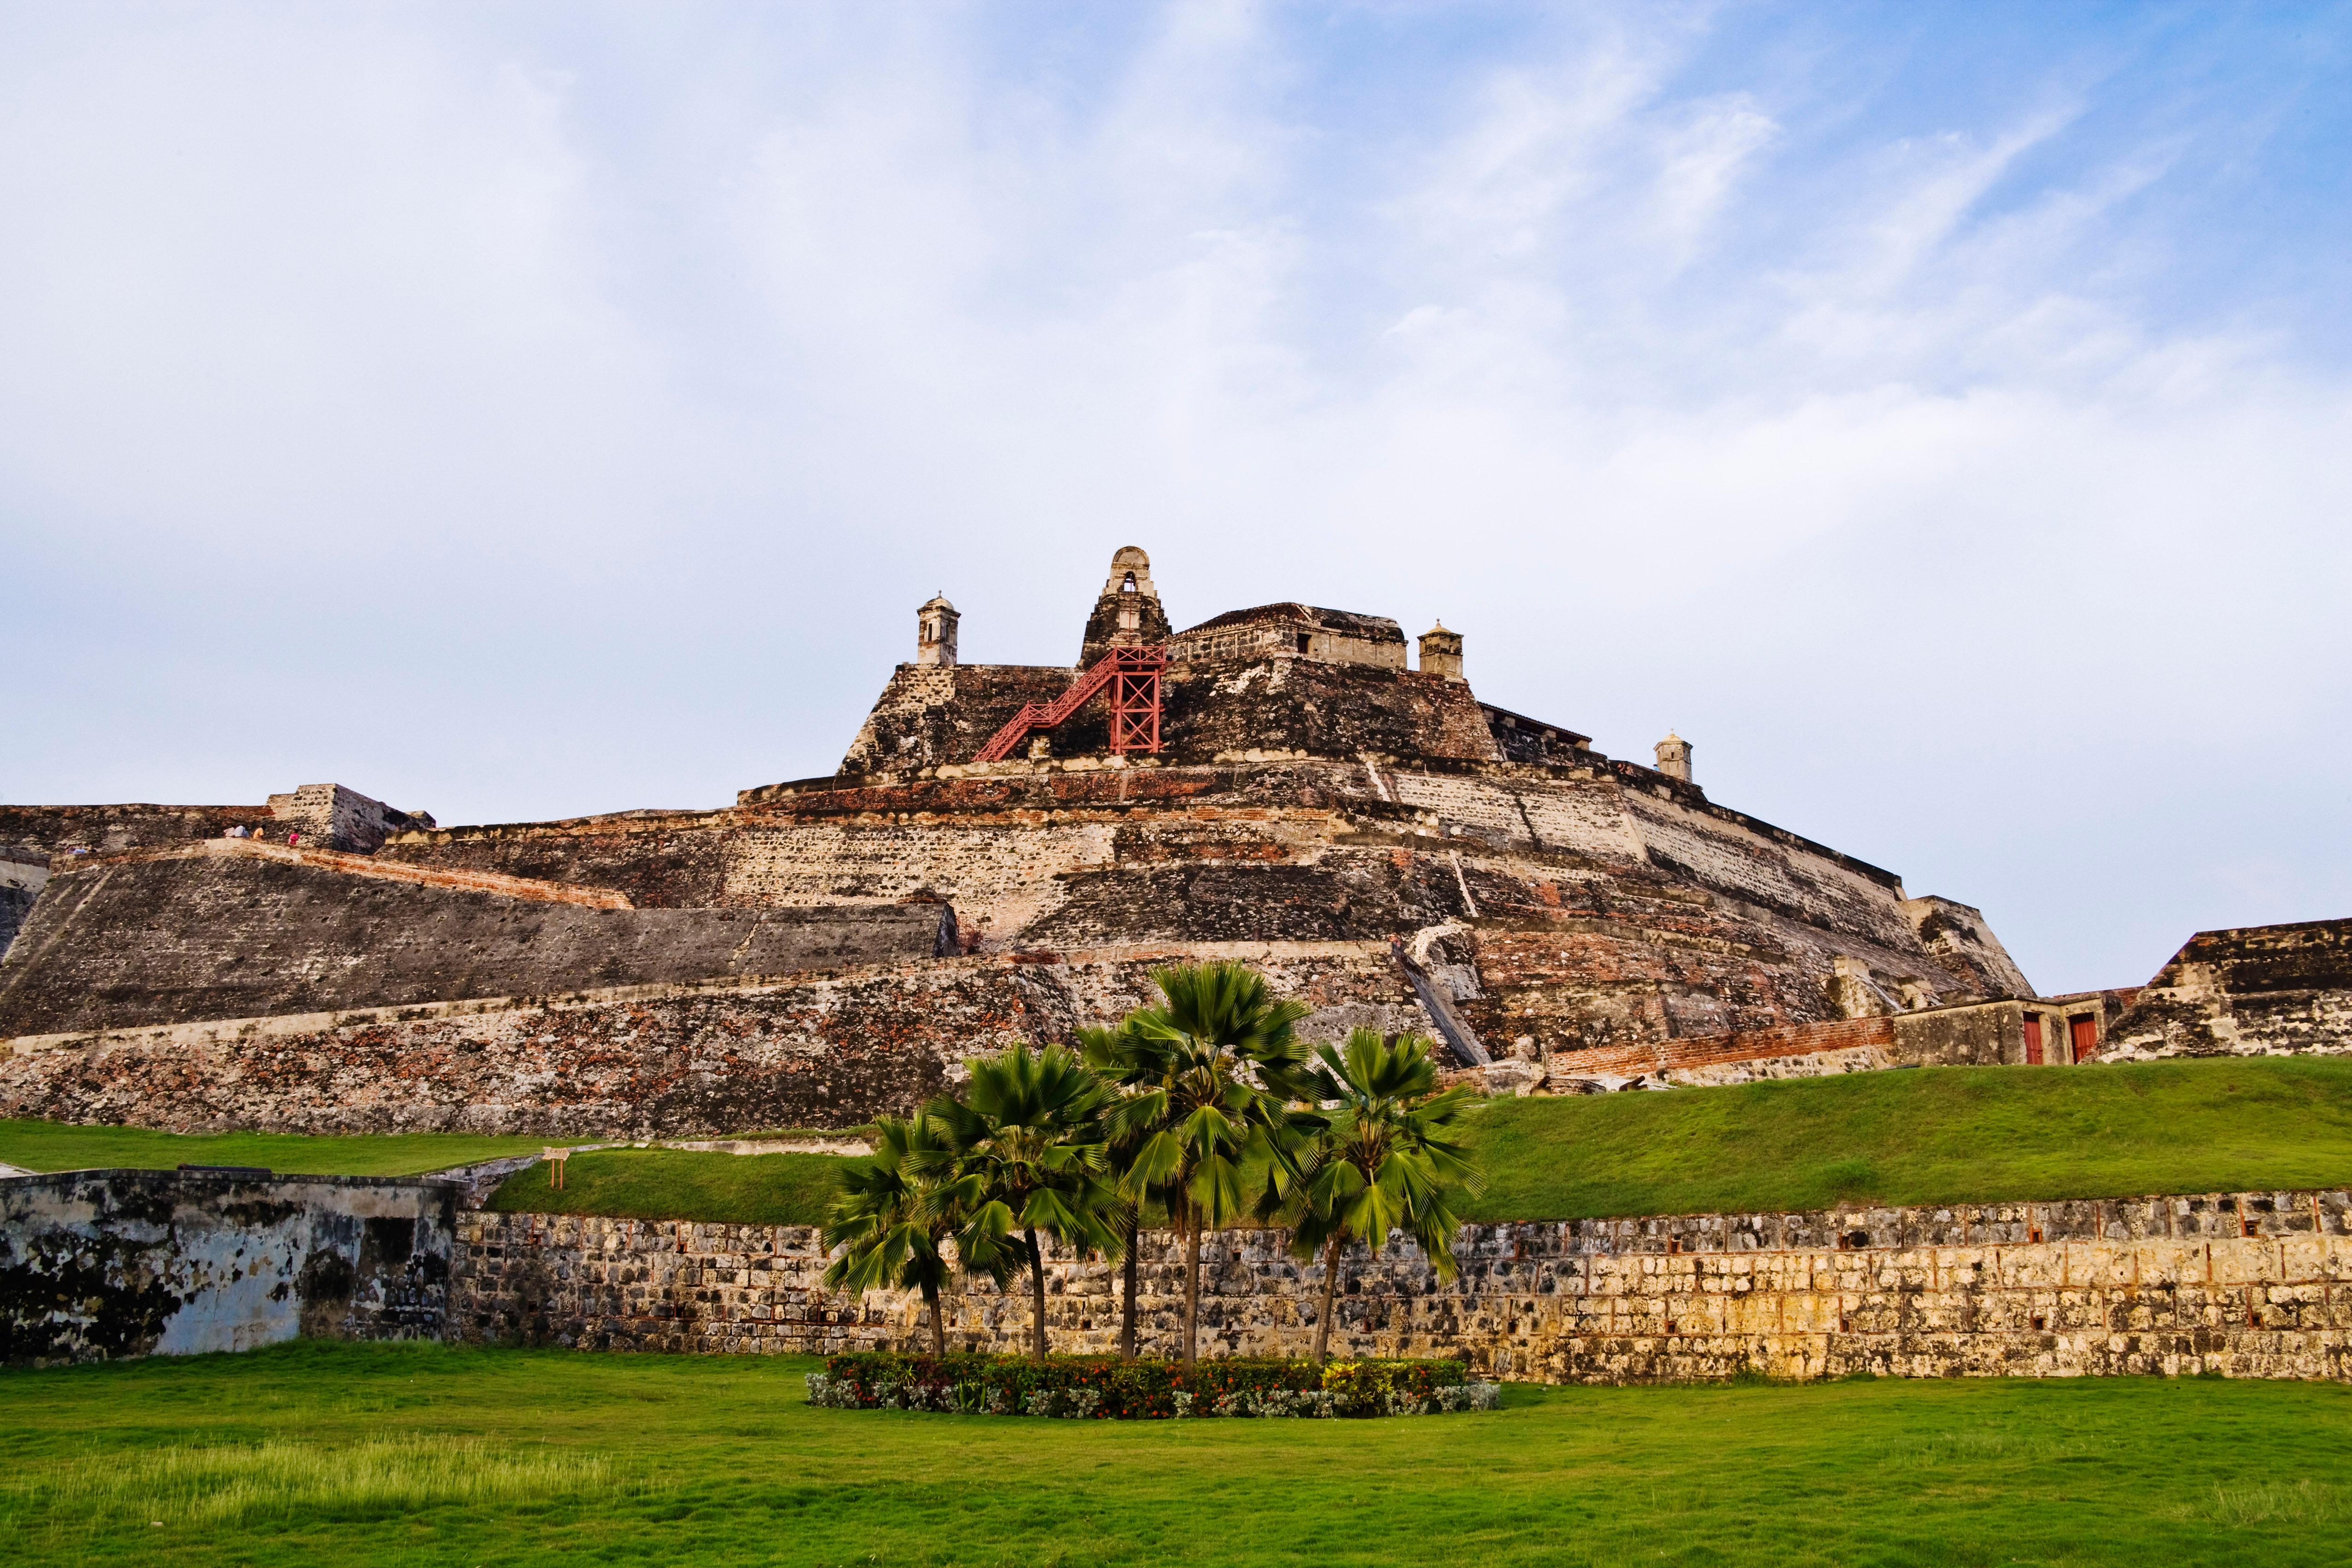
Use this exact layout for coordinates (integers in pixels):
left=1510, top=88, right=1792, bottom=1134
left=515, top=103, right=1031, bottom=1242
left=450, top=1189, right=2352, bottom=1384
left=2, top=1169, right=456, bottom=1364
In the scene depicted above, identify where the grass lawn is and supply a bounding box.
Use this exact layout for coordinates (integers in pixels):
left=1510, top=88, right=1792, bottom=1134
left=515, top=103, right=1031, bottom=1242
left=487, top=1148, right=845, bottom=1226
left=0, top=1342, right=2346, bottom=1567
left=478, top=1056, right=2352, bottom=1226
left=1461, top=1054, right=2352, bottom=1219
left=12, top=1058, right=2352, bottom=1225
left=0, top=1120, right=545, bottom=1178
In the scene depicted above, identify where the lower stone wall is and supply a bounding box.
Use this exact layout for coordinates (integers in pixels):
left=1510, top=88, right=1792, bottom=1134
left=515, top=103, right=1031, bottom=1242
left=452, top=1189, right=2352, bottom=1384
left=1, top=1169, right=456, bottom=1365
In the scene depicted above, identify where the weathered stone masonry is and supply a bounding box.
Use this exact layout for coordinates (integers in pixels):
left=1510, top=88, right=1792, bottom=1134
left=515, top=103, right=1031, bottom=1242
left=17, top=1172, right=2344, bottom=1383
left=1, top=943, right=1427, bottom=1136
left=451, top=1189, right=2352, bottom=1384
left=0, top=842, right=955, bottom=1039
left=1, top=1169, right=456, bottom=1365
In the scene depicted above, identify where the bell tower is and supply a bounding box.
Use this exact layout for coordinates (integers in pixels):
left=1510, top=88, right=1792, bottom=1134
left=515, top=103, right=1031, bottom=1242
left=1417, top=621, right=1465, bottom=680
left=915, top=593, right=959, bottom=668
left=1077, top=545, right=1170, bottom=666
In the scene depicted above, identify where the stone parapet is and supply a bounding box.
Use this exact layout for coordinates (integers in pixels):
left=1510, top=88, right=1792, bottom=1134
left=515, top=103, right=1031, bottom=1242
left=85, top=838, right=635, bottom=907
left=451, top=1189, right=2352, bottom=1384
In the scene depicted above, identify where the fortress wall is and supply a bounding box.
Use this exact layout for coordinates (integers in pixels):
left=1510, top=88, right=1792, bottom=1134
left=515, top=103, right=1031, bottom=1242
left=0, top=852, right=950, bottom=1038
left=1383, top=764, right=1642, bottom=862
left=2, top=1169, right=456, bottom=1365
left=1376, top=764, right=1966, bottom=978
left=1025, top=850, right=1467, bottom=947
left=1154, top=660, right=1500, bottom=766
left=376, top=814, right=736, bottom=909
left=721, top=820, right=1121, bottom=945
left=0, top=802, right=274, bottom=856
left=451, top=1190, right=2352, bottom=1385
left=1461, top=923, right=1829, bottom=1053
left=2105, top=919, right=2352, bottom=1062
left=1611, top=784, right=1920, bottom=953
left=1473, top=1001, right=2029, bottom=1091
left=841, top=665, right=1078, bottom=775
left=0, top=944, right=1424, bottom=1137
left=1903, top=895, right=2037, bottom=999
left=378, top=757, right=2015, bottom=1068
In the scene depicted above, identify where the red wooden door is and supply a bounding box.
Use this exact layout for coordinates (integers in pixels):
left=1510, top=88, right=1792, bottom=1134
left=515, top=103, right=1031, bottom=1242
left=2023, top=1017, right=2043, bottom=1065
left=2069, top=1016, right=2098, bottom=1062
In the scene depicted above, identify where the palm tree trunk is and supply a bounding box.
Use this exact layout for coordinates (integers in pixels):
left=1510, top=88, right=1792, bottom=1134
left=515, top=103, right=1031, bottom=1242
left=1025, top=1226, right=1049, bottom=1359
left=927, top=1284, right=947, bottom=1358
left=1182, top=1203, right=1201, bottom=1369
left=1313, top=1234, right=1342, bottom=1363
left=1120, top=1210, right=1140, bottom=1360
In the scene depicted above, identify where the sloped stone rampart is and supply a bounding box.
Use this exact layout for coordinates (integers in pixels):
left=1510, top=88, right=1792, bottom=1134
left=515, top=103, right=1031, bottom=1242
left=103, top=839, right=636, bottom=906
left=0, top=850, right=952, bottom=1038
left=0, top=944, right=1424, bottom=1136
left=451, top=1189, right=2352, bottom=1384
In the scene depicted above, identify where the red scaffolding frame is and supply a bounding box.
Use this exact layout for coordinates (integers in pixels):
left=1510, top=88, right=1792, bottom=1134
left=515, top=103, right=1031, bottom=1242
left=973, top=644, right=1167, bottom=763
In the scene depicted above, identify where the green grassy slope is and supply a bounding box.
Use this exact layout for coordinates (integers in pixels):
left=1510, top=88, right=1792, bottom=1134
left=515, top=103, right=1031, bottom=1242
left=1459, top=1056, right=2352, bottom=1220
left=485, top=1148, right=846, bottom=1226
left=12, top=1058, right=2351, bottom=1222
left=475, top=1058, right=2352, bottom=1225
left=0, top=1121, right=546, bottom=1177
left=2, top=1341, right=2347, bottom=1567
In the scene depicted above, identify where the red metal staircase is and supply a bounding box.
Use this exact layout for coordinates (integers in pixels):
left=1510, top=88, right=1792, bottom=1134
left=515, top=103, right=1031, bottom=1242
left=973, top=645, right=1168, bottom=763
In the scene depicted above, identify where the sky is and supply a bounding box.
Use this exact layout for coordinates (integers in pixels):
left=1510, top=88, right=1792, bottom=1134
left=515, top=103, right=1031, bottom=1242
left=3, top=1, right=2348, bottom=996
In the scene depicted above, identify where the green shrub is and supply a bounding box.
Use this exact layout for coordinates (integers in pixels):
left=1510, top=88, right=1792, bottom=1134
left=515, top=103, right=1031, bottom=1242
left=811, top=1353, right=1483, bottom=1419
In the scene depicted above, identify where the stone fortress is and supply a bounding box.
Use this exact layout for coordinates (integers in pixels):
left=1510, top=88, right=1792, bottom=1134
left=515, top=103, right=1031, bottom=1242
left=2, top=547, right=2346, bottom=1138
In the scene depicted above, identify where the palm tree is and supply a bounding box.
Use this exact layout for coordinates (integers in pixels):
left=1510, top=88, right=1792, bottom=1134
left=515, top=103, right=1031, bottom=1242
left=1086, top=963, right=1313, bottom=1367
left=917, top=1042, right=1120, bottom=1358
left=1289, top=1029, right=1485, bottom=1362
left=821, top=1115, right=963, bottom=1356
left=1076, top=1022, right=1164, bottom=1361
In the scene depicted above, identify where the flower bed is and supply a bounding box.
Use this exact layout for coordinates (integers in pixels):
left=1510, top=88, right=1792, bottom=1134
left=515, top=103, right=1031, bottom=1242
left=805, top=1353, right=1502, bottom=1419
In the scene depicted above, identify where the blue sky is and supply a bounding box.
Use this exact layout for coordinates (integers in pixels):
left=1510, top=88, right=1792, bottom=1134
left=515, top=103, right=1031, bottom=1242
left=3, top=1, right=2348, bottom=994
